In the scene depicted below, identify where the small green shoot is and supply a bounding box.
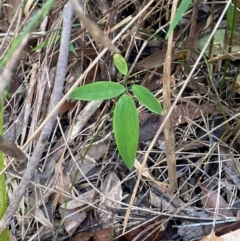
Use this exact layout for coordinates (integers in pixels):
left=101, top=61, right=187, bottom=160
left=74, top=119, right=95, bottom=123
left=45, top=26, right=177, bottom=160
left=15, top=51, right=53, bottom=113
left=7, top=85, right=25, bottom=99
left=113, top=53, right=128, bottom=76
left=69, top=54, right=163, bottom=169
left=69, top=43, right=78, bottom=56
left=32, top=34, right=61, bottom=51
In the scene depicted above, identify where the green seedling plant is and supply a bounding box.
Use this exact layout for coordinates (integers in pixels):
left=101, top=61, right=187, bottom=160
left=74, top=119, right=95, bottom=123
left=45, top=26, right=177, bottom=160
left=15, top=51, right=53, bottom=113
left=69, top=54, right=163, bottom=169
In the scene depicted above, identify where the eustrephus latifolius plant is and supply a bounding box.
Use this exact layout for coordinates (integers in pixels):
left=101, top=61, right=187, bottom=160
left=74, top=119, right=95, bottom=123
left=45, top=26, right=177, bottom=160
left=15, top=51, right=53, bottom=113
left=69, top=54, right=163, bottom=169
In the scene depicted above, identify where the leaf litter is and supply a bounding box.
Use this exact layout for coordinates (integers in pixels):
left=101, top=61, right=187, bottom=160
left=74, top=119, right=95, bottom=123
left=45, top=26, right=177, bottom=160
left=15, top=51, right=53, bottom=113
left=2, top=0, right=240, bottom=240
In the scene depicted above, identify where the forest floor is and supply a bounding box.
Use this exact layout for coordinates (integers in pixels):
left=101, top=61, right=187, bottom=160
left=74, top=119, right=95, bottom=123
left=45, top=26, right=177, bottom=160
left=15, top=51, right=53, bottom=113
left=1, top=0, right=240, bottom=240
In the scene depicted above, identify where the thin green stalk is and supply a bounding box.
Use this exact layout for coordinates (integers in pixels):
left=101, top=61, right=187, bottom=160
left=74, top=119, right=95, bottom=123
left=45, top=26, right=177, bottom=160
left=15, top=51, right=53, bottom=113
left=221, top=0, right=238, bottom=91
left=0, top=96, right=9, bottom=241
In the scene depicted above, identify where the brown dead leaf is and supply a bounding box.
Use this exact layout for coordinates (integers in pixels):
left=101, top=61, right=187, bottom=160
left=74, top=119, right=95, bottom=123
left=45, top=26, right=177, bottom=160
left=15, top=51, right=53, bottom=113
left=0, top=136, right=26, bottom=160
left=60, top=209, right=87, bottom=237
left=94, top=227, right=114, bottom=241
left=34, top=209, right=53, bottom=229
left=81, top=141, right=108, bottom=160
left=60, top=189, right=97, bottom=210
left=59, top=100, right=77, bottom=115
left=56, top=174, right=72, bottom=205
left=200, top=229, right=240, bottom=241
left=55, top=154, right=96, bottom=206
left=58, top=188, right=97, bottom=236
left=140, top=102, right=218, bottom=141
left=10, top=233, right=17, bottom=241
left=215, top=220, right=240, bottom=237
left=5, top=0, right=21, bottom=24
left=70, top=227, right=114, bottom=241
left=99, top=172, right=122, bottom=224
left=136, top=49, right=184, bottom=70
left=200, top=183, right=233, bottom=218
left=149, top=190, right=174, bottom=210
left=59, top=189, right=97, bottom=236
left=67, top=155, right=97, bottom=184
left=200, top=182, right=233, bottom=235
left=119, top=216, right=164, bottom=241
left=70, top=231, right=93, bottom=241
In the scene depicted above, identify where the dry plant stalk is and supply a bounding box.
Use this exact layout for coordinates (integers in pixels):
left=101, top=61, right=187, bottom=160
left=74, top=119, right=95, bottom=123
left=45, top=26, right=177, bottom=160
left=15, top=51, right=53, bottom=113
left=0, top=2, right=73, bottom=233
left=186, top=0, right=199, bottom=64
left=69, top=0, right=119, bottom=54
left=162, top=0, right=178, bottom=192
left=0, top=34, right=30, bottom=96
left=123, top=0, right=233, bottom=235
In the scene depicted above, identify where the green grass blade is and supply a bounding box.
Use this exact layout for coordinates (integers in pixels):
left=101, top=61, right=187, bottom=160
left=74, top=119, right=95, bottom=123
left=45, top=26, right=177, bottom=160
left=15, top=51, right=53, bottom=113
left=166, top=0, right=193, bottom=39
left=0, top=96, right=9, bottom=241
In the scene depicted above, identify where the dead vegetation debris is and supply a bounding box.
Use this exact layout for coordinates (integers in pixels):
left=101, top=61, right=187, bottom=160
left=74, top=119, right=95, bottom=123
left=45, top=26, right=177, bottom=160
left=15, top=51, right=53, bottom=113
left=1, top=0, right=240, bottom=240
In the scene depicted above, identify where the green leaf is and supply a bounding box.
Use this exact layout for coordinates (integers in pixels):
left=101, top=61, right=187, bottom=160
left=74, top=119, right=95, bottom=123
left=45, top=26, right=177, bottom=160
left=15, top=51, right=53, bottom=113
left=113, top=53, right=128, bottom=76
left=69, top=81, right=125, bottom=101
left=113, top=94, right=139, bottom=169
left=198, top=29, right=240, bottom=55
left=32, top=34, right=60, bottom=51
left=69, top=43, right=78, bottom=56
left=132, top=85, right=163, bottom=115
left=166, top=0, right=193, bottom=39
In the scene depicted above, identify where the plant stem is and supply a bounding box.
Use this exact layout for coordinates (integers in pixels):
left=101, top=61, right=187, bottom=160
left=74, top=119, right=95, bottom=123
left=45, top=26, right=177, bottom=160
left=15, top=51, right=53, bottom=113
left=0, top=95, right=9, bottom=241
left=221, top=0, right=238, bottom=91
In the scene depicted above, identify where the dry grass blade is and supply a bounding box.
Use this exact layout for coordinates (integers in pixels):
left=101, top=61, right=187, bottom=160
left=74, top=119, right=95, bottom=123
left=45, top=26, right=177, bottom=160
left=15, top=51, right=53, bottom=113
left=121, top=0, right=168, bottom=233
left=69, top=0, right=119, bottom=54
left=2, top=0, right=240, bottom=239
left=0, top=1, right=73, bottom=233
left=134, top=159, right=169, bottom=190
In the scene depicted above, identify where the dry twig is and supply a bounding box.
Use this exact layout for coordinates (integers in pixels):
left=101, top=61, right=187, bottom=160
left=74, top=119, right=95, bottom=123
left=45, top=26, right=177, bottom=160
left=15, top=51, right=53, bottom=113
left=0, top=2, right=73, bottom=233
left=162, top=0, right=178, bottom=192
